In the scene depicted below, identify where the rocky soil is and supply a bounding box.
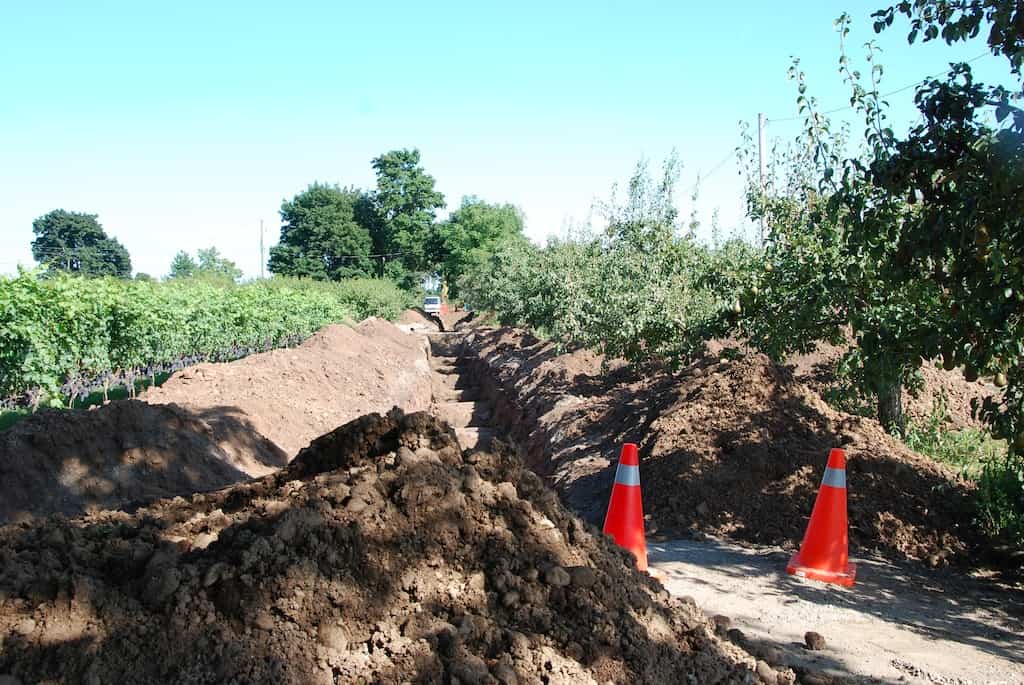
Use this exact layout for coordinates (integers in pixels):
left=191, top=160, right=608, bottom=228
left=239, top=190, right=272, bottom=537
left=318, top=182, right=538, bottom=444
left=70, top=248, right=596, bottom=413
left=0, top=411, right=789, bottom=684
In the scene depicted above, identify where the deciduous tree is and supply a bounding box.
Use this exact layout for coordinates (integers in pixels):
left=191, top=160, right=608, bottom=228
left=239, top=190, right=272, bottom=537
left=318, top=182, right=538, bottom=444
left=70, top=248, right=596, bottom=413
left=269, top=183, right=374, bottom=280
left=31, top=210, right=131, bottom=278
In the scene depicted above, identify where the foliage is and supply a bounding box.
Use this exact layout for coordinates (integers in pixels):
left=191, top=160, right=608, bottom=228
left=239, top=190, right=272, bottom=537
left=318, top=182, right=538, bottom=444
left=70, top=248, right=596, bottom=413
left=31, top=210, right=132, bottom=278
left=460, top=158, right=754, bottom=365
left=905, top=396, right=1023, bottom=544
left=269, top=183, right=375, bottom=280
left=370, top=149, right=446, bottom=276
left=169, top=251, right=198, bottom=279
left=733, top=5, right=1024, bottom=440
left=0, top=270, right=411, bottom=409
left=168, top=247, right=243, bottom=282
left=435, top=197, right=525, bottom=297
left=728, top=3, right=1024, bottom=545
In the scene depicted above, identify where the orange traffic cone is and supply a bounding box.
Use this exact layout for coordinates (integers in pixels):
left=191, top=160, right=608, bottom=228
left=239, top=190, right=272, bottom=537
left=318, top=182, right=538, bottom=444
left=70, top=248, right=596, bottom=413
left=603, top=443, right=648, bottom=572
left=786, top=448, right=857, bottom=587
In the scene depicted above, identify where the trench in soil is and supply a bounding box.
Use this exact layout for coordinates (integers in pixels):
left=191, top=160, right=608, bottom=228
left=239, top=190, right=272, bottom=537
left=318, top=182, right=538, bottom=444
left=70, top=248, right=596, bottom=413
left=427, top=333, right=497, bottom=452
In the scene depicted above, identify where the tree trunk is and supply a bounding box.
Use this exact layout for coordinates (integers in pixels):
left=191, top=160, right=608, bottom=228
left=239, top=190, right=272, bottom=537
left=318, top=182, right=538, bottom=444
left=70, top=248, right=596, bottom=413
left=877, top=379, right=905, bottom=436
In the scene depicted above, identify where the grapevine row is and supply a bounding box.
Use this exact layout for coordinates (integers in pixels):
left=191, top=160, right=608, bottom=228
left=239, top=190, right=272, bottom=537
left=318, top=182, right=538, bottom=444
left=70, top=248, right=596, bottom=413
left=0, top=271, right=412, bottom=408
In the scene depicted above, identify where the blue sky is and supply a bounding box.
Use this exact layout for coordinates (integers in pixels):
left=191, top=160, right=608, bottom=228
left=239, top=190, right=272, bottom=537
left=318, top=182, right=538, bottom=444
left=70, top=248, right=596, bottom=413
left=0, top=1, right=1010, bottom=278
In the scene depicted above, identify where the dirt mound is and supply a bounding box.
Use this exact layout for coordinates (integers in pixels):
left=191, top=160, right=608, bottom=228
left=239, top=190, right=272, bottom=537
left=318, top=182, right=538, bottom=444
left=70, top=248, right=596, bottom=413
left=0, top=411, right=785, bottom=684
left=461, top=328, right=980, bottom=568
left=0, top=321, right=433, bottom=525
left=397, top=308, right=441, bottom=331
left=0, top=400, right=285, bottom=524
left=143, top=322, right=433, bottom=459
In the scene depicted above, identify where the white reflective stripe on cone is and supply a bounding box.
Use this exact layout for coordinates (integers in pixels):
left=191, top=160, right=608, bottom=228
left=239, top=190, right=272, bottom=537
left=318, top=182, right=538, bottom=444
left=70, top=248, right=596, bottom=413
left=615, top=463, right=641, bottom=486
left=821, top=467, right=846, bottom=488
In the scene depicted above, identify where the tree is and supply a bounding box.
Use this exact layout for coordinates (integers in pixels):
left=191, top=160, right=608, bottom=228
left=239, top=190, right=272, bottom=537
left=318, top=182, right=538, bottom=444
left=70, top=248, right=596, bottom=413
left=197, top=247, right=243, bottom=281
left=737, top=4, right=1024, bottom=441
left=168, top=248, right=243, bottom=282
left=268, top=183, right=374, bottom=280
left=370, top=149, right=446, bottom=276
left=435, top=197, right=525, bottom=296
left=169, top=251, right=198, bottom=279
left=31, top=210, right=131, bottom=278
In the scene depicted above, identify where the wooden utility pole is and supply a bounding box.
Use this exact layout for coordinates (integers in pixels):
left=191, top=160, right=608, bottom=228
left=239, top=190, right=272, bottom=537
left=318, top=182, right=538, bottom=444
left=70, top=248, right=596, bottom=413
left=259, top=219, right=265, bottom=279
left=757, top=112, right=767, bottom=244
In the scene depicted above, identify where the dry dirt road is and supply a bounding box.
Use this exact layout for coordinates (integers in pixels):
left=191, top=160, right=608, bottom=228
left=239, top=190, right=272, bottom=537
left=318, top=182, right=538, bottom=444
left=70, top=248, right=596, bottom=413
left=649, top=537, right=1024, bottom=684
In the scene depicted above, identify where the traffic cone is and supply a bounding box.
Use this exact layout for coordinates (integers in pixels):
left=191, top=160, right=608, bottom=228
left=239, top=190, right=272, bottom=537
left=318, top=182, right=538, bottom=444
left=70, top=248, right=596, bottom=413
left=603, top=443, right=648, bottom=572
left=786, top=448, right=857, bottom=587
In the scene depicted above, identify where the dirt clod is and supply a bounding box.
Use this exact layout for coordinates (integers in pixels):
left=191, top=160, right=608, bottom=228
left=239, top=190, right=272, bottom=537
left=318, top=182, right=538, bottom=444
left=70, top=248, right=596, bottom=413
left=804, top=631, right=826, bottom=651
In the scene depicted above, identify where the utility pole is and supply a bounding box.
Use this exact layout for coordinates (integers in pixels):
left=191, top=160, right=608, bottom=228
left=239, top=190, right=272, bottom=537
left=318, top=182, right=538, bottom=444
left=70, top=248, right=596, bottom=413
left=259, top=219, right=265, bottom=279
left=757, top=113, right=767, bottom=245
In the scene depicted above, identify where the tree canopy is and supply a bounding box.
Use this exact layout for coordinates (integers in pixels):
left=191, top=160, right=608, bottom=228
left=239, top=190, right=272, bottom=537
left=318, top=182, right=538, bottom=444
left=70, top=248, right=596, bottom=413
left=735, top=2, right=1024, bottom=439
left=268, top=183, right=374, bottom=280
left=370, top=149, right=446, bottom=276
left=169, top=248, right=242, bottom=281
left=434, top=197, right=525, bottom=296
left=31, top=210, right=132, bottom=278
left=169, top=251, right=198, bottom=279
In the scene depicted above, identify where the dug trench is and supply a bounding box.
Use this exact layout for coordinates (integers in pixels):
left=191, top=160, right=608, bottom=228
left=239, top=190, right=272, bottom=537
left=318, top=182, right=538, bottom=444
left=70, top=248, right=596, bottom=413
left=439, top=326, right=1024, bottom=684
left=2, top=319, right=1021, bottom=683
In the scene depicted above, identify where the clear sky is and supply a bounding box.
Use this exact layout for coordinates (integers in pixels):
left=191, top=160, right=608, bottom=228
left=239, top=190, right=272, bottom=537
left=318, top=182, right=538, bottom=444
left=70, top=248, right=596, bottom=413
left=0, top=1, right=1010, bottom=278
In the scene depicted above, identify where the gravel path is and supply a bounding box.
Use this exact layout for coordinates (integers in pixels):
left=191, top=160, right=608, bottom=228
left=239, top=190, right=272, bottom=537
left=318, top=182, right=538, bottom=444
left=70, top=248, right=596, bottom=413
left=650, top=537, right=1024, bottom=684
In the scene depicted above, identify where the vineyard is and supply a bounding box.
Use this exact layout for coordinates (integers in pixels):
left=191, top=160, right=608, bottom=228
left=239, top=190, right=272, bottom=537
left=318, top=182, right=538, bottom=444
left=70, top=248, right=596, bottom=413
left=0, top=270, right=412, bottom=409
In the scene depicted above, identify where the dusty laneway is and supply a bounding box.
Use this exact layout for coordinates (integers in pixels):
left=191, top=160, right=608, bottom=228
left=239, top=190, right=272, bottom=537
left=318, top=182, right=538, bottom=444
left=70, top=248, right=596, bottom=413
left=649, top=538, right=1024, bottom=684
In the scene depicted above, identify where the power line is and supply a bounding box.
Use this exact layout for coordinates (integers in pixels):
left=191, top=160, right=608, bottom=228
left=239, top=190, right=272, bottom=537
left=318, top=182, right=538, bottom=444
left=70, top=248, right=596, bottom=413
left=697, top=149, right=738, bottom=182
left=767, top=52, right=991, bottom=124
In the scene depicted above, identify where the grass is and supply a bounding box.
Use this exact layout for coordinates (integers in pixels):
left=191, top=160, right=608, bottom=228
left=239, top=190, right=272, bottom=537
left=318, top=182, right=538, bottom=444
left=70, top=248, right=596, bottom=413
left=905, top=396, right=1023, bottom=547
left=905, top=401, right=1005, bottom=480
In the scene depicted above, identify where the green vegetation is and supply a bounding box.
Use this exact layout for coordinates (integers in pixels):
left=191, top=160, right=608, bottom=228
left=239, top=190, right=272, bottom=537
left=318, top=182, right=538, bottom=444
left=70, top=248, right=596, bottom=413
left=461, top=156, right=756, bottom=365
left=436, top=198, right=525, bottom=299
left=269, top=184, right=377, bottom=280
left=169, top=247, right=243, bottom=282
left=0, top=270, right=411, bottom=410
left=369, top=148, right=447, bottom=279
left=31, top=209, right=132, bottom=278
left=906, top=399, right=1022, bottom=543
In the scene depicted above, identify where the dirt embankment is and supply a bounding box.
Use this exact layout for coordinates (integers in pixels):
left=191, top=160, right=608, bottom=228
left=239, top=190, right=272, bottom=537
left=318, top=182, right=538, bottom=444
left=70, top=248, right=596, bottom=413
left=459, top=327, right=984, bottom=568
left=0, top=318, right=433, bottom=525
left=0, top=411, right=789, bottom=685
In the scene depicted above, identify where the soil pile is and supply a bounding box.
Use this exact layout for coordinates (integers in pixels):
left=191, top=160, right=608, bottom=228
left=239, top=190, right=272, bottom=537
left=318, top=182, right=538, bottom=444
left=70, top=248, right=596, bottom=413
left=0, top=320, right=433, bottom=525
left=396, top=308, right=441, bottom=332
left=144, top=320, right=433, bottom=458
left=461, top=328, right=978, bottom=567
left=0, top=400, right=285, bottom=525
left=0, top=410, right=784, bottom=684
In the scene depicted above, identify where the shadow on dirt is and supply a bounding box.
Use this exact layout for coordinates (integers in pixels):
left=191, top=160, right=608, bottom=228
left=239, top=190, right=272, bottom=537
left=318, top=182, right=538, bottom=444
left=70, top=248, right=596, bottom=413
left=0, top=411, right=775, bottom=684
left=0, top=400, right=286, bottom=525
left=650, top=537, right=1024, bottom=671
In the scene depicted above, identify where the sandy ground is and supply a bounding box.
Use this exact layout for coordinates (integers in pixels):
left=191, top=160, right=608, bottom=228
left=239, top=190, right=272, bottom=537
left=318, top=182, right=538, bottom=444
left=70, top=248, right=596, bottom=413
left=649, top=537, right=1024, bottom=684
